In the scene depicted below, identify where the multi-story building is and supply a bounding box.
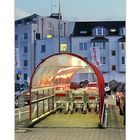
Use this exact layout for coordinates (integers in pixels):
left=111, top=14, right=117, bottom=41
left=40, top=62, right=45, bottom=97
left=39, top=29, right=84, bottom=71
left=15, top=14, right=125, bottom=83
left=71, top=21, right=125, bottom=82
left=15, top=14, right=75, bottom=83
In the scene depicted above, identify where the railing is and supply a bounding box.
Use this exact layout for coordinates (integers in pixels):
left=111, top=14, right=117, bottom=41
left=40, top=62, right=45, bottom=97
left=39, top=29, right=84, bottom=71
left=99, top=103, right=108, bottom=128
left=30, top=89, right=55, bottom=126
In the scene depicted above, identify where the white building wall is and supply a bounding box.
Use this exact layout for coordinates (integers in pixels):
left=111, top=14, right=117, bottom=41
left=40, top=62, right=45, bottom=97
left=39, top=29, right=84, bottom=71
left=118, top=42, right=126, bottom=72
left=35, top=37, right=70, bottom=66
left=71, top=37, right=93, bottom=58
left=15, top=23, right=38, bottom=83
left=15, top=15, right=75, bottom=83
left=15, top=16, right=125, bottom=84
left=71, top=36, right=126, bottom=83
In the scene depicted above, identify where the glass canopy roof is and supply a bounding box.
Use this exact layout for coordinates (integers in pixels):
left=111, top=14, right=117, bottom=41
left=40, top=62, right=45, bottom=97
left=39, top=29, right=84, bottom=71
left=31, top=53, right=94, bottom=90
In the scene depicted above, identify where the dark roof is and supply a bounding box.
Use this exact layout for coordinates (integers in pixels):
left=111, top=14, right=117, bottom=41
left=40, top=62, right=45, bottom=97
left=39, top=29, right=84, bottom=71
left=118, top=37, right=125, bottom=42
left=72, top=21, right=125, bottom=36
left=15, top=14, right=39, bottom=25
left=91, top=37, right=109, bottom=42
left=49, top=13, right=62, bottom=20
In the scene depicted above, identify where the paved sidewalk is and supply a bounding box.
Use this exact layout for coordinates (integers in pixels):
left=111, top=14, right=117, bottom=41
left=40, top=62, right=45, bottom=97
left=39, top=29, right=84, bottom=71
left=15, top=128, right=125, bottom=140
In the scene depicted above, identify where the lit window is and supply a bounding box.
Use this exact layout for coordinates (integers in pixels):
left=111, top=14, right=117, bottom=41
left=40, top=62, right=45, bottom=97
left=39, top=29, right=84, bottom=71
left=112, top=65, right=116, bottom=71
left=60, top=44, right=67, bottom=52
left=111, top=50, right=116, bottom=56
left=47, top=34, right=53, bottom=38
left=41, top=45, right=46, bottom=53
left=110, top=29, right=116, bottom=32
left=122, top=57, right=125, bottom=64
left=24, top=33, right=28, bottom=40
left=80, top=31, right=87, bottom=34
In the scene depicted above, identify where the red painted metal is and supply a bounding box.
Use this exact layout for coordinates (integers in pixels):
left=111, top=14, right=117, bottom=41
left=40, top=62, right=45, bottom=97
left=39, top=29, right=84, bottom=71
left=29, top=52, right=105, bottom=123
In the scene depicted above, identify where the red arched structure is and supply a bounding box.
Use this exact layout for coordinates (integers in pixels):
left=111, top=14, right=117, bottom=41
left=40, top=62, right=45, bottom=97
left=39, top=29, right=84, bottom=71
left=29, top=52, right=105, bottom=125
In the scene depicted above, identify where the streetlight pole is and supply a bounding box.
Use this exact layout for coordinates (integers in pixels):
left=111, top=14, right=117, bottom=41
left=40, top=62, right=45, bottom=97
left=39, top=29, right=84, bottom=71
left=58, top=0, right=61, bottom=52
left=33, top=30, right=36, bottom=69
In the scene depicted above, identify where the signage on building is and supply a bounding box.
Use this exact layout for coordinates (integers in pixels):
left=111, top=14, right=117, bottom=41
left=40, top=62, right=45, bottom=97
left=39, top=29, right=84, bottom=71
left=15, top=47, right=20, bottom=68
left=90, top=47, right=101, bottom=67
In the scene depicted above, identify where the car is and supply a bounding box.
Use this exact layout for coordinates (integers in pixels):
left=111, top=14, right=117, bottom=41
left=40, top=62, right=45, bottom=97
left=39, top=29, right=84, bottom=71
left=104, top=83, right=111, bottom=95
left=86, top=82, right=98, bottom=91
left=115, top=91, right=125, bottom=115
left=15, top=82, right=30, bottom=107
left=70, top=82, right=80, bottom=89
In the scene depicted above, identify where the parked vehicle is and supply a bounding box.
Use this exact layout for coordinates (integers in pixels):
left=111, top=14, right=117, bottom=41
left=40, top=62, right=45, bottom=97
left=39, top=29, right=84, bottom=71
left=79, top=80, right=89, bottom=88
left=15, top=82, right=30, bottom=107
left=115, top=91, right=125, bottom=115
left=104, top=83, right=111, bottom=95
left=86, top=82, right=98, bottom=91
left=70, top=82, right=80, bottom=89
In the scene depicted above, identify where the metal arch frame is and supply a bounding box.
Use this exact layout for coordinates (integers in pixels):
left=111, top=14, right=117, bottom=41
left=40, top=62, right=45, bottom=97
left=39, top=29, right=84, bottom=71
left=29, top=52, right=105, bottom=124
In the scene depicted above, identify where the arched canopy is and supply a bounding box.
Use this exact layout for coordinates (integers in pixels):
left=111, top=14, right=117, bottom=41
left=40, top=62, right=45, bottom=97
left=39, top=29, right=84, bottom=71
left=30, top=53, right=105, bottom=123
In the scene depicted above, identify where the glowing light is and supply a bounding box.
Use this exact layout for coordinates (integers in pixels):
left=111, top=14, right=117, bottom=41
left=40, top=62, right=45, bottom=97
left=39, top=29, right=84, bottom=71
left=47, top=34, right=53, bottom=38
left=60, top=43, right=67, bottom=52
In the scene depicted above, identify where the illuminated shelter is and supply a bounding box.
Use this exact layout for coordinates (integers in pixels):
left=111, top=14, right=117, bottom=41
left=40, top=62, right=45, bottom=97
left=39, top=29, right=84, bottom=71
left=29, top=53, right=105, bottom=125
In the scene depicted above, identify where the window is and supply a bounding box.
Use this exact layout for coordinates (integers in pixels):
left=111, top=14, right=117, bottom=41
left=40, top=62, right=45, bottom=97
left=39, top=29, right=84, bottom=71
left=122, top=57, right=125, bottom=64
left=24, top=73, right=28, bottom=80
left=23, top=60, right=28, bottom=67
left=100, top=57, right=102, bottom=64
left=103, top=57, right=106, bottom=64
left=112, top=50, right=116, bottom=56
left=100, top=57, right=106, bottom=64
left=16, top=74, right=20, bottom=80
left=24, top=46, right=28, bottom=53
left=15, top=34, right=18, bottom=41
left=41, top=45, right=46, bottom=53
left=79, top=43, right=83, bottom=50
left=120, top=27, right=126, bottom=36
left=103, top=42, right=106, bottom=49
left=95, top=27, right=105, bottom=36
left=24, top=33, right=28, bottom=40
left=80, top=31, right=87, bottom=34
left=110, top=28, right=116, bottom=32
left=60, top=44, right=68, bottom=52
left=79, top=43, right=87, bottom=50
left=84, top=43, right=88, bottom=50
left=121, top=43, right=125, bottom=50
left=48, top=21, right=52, bottom=28
left=96, top=28, right=102, bottom=35
left=112, top=65, right=116, bottom=71
left=58, top=24, right=62, bottom=30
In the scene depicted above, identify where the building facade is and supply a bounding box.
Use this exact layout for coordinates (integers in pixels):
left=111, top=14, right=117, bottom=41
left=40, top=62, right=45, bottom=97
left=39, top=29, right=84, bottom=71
left=15, top=14, right=75, bottom=83
left=15, top=15, right=125, bottom=83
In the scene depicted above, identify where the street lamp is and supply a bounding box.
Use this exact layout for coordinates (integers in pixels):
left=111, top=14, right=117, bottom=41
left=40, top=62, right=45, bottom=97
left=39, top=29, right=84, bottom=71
left=58, top=0, right=61, bottom=52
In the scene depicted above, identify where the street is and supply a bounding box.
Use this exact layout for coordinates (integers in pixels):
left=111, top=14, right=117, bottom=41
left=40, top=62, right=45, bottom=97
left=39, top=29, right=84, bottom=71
left=15, top=128, right=125, bottom=140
